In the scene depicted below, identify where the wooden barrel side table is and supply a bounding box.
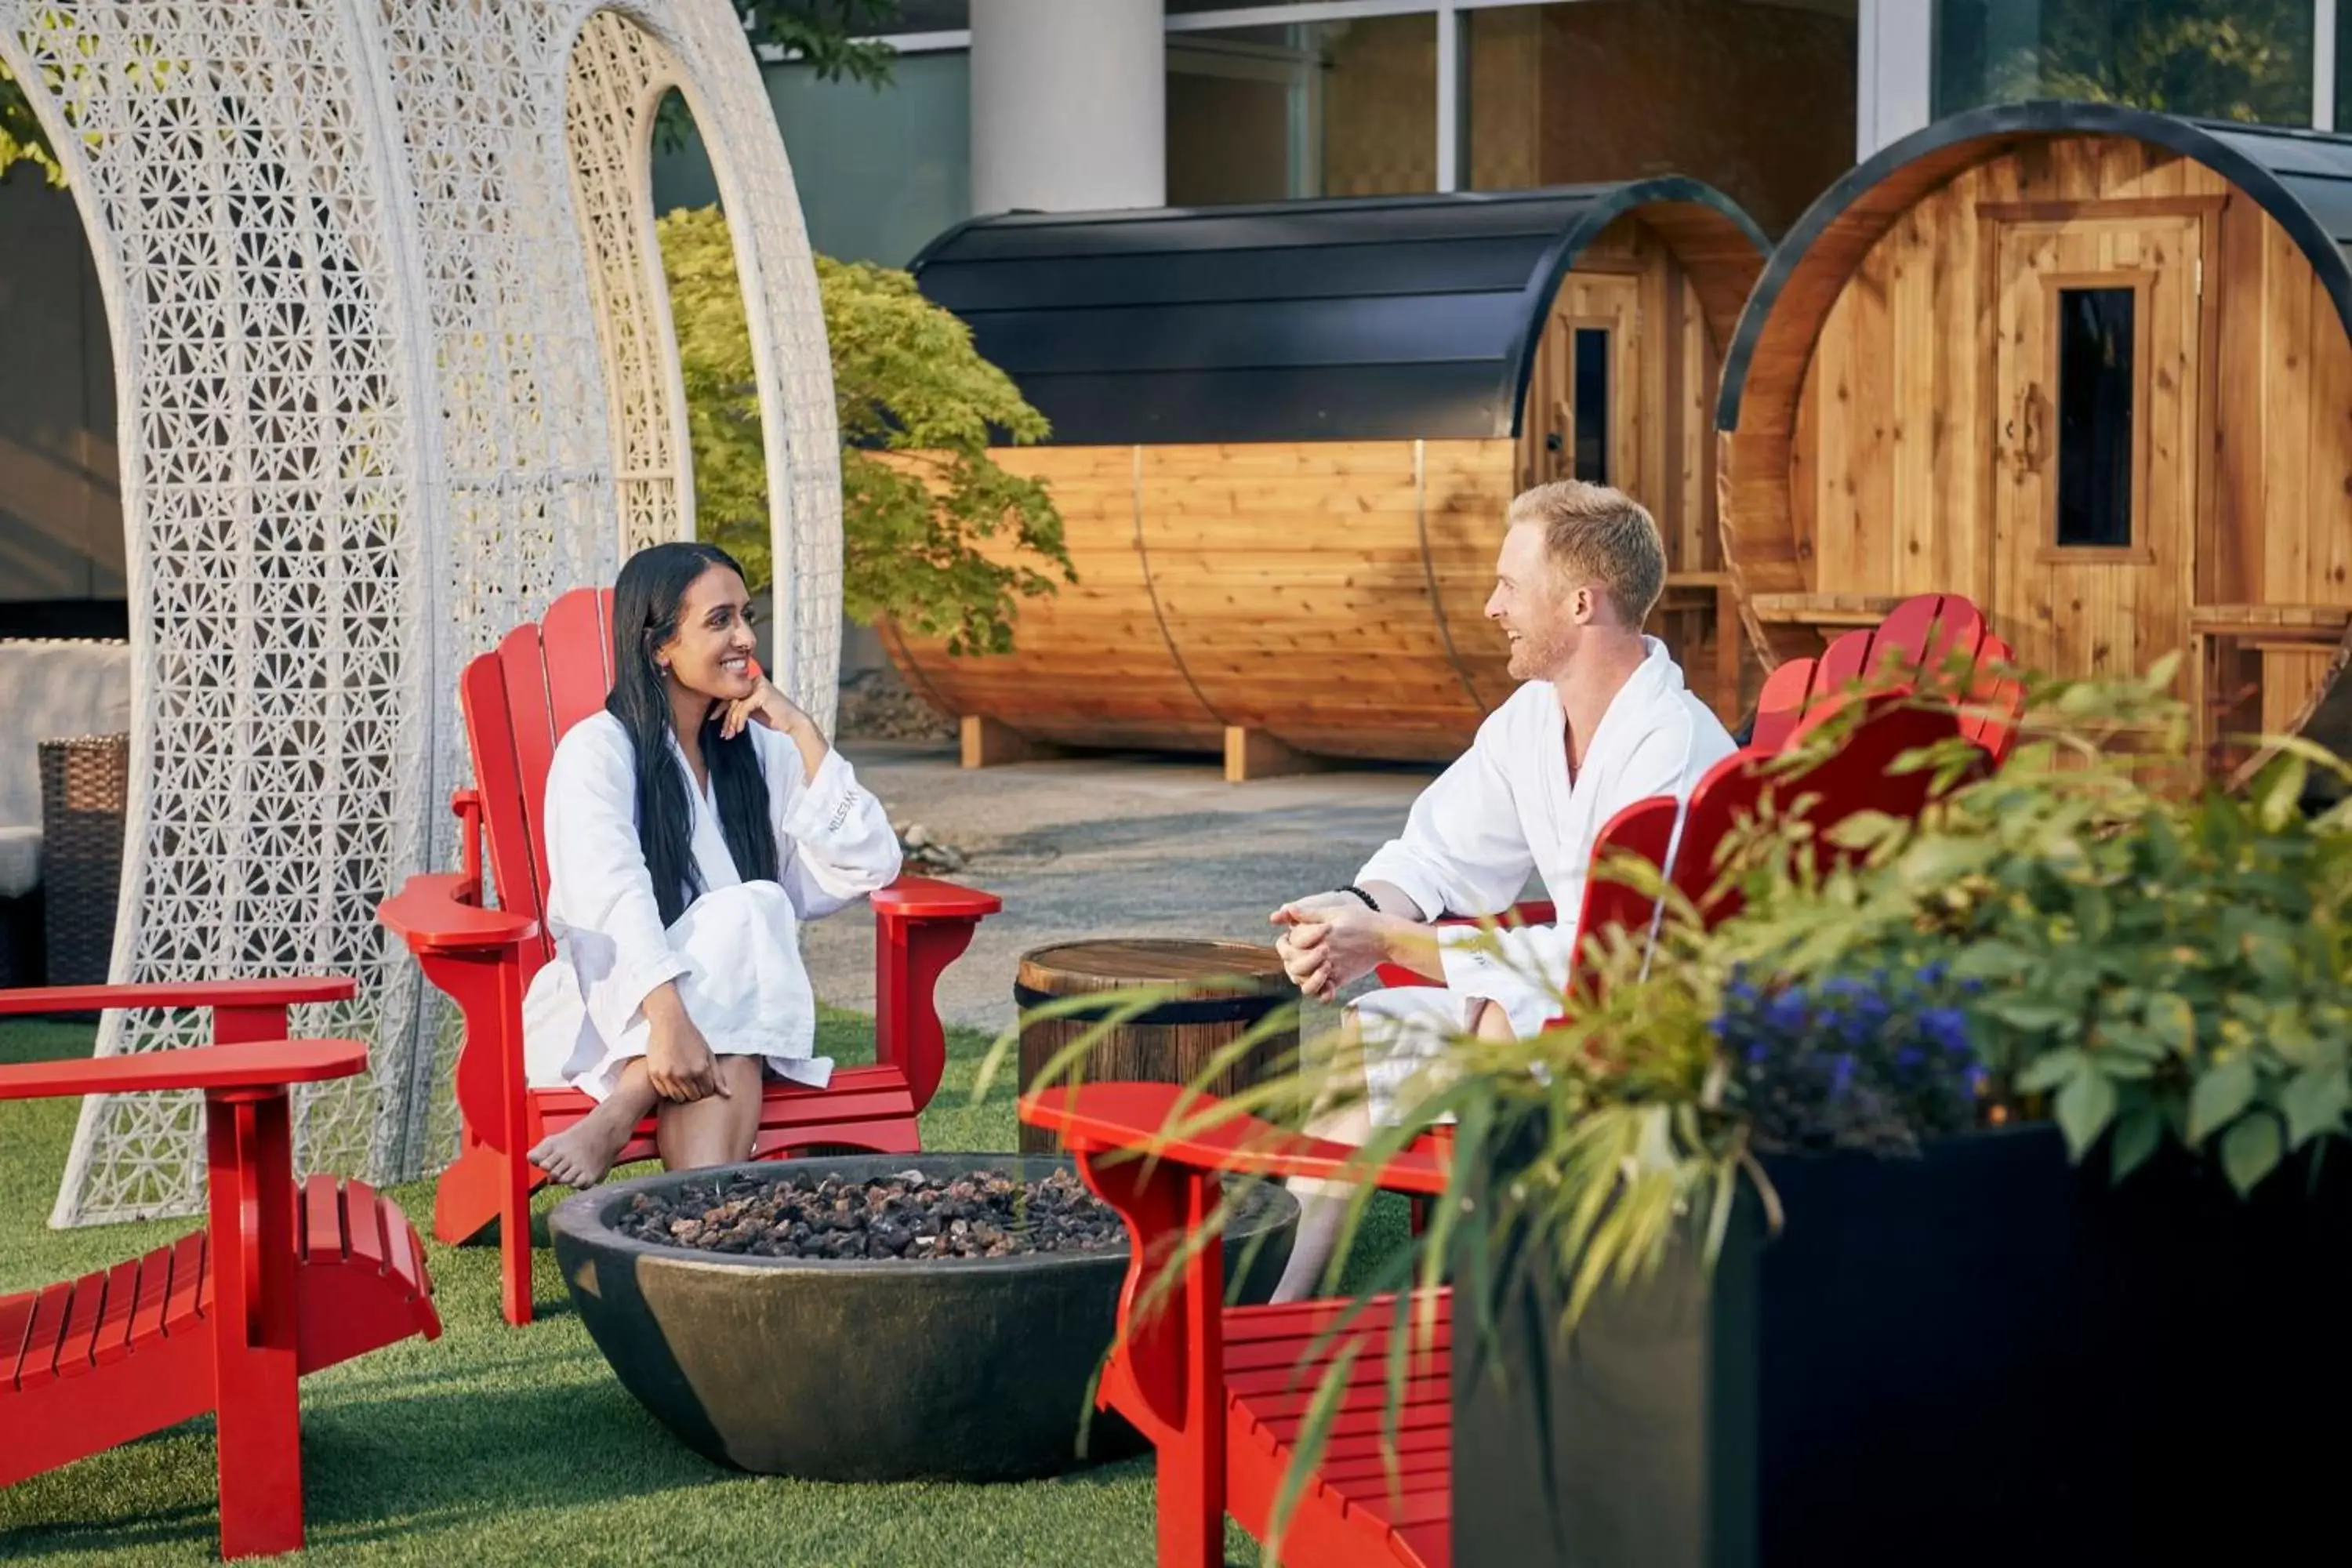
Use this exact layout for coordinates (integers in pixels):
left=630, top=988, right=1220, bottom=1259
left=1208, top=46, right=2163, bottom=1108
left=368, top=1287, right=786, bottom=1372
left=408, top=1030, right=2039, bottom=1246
left=1014, top=938, right=1297, bottom=1155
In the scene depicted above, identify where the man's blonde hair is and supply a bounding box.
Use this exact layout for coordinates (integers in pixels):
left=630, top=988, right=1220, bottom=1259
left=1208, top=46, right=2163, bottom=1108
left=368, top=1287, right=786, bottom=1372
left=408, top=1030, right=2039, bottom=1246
left=1507, top=480, right=1666, bottom=627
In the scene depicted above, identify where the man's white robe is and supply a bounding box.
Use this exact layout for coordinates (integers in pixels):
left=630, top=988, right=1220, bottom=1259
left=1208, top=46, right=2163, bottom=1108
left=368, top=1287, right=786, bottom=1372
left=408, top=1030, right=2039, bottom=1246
left=1351, top=637, right=1737, bottom=1121
left=521, top=711, right=902, bottom=1102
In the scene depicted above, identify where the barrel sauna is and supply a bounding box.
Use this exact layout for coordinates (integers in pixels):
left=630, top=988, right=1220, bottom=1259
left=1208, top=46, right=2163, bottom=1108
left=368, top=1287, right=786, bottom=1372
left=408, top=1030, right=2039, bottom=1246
left=1716, top=102, right=2352, bottom=779
left=891, top=183, right=1769, bottom=777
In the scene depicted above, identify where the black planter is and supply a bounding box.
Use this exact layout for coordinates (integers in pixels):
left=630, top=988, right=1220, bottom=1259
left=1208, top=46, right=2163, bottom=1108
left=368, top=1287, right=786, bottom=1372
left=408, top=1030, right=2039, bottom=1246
left=1454, top=1123, right=2352, bottom=1567
left=550, top=1152, right=1297, bottom=1482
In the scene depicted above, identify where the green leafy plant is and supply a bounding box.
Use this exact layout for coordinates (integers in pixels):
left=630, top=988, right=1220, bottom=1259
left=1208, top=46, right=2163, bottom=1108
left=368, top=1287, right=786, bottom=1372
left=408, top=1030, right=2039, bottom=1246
left=655, top=205, right=1073, bottom=656
left=0, top=63, right=63, bottom=187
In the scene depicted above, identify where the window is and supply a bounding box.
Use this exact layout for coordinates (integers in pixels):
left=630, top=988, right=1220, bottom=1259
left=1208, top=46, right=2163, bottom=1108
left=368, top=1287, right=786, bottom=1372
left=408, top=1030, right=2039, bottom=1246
left=1167, top=16, right=1436, bottom=205
left=1463, top=2, right=1857, bottom=236
left=1572, top=327, right=1610, bottom=485
left=2054, top=285, right=2136, bottom=549
left=651, top=53, right=970, bottom=267
left=1935, top=0, right=2316, bottom=127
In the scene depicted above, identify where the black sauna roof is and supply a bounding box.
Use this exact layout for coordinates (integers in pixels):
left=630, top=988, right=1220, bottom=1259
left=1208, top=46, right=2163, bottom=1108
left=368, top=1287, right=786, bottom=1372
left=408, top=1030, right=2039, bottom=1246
left=1718, top=100, right=2352, bottom=428
left=909, top=181, right=1768, bottom=446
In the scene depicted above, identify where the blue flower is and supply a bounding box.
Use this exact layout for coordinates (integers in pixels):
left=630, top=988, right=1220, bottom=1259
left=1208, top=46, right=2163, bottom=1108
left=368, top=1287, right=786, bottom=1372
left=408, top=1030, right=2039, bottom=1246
left=1828, top=1054, right=1856, bottom=1098
left=1895, top=1047, right=1923, bottom=1070
left=1922, top=1007, right=1970, bottom=1056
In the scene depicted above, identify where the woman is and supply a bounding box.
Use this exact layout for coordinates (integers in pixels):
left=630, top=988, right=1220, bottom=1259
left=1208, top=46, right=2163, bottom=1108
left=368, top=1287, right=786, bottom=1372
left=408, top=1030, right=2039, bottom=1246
left=522, top=541, right=902, bottom=1187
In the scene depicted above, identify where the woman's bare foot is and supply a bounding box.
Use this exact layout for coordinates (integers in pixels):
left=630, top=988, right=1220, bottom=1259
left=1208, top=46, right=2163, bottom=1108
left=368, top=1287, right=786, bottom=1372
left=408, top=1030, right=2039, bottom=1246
left=529, top=1094, right=644, bottom=1188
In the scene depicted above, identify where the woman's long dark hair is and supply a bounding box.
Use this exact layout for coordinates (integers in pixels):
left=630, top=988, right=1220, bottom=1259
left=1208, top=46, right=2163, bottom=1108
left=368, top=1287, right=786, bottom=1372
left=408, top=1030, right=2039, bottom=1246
left=606, top=541, right=779, bottom=926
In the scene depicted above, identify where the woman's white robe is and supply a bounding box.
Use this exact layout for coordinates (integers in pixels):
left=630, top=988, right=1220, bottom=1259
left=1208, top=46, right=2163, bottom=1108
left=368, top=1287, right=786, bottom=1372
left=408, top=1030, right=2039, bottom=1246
left=1350, top=638, right=1736, bottom=1120
left=521, top=710, right=902, bottom=1102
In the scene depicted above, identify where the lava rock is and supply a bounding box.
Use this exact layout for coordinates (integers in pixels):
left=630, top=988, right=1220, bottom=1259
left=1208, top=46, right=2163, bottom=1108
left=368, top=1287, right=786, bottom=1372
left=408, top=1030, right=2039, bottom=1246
left=613, top=1166, right=1126, bottom=1260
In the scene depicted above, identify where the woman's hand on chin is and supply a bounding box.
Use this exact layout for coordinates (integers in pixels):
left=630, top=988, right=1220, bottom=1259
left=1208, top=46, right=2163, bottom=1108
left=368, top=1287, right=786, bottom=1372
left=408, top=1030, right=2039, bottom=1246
left=720, top=674, right=814, bottom=742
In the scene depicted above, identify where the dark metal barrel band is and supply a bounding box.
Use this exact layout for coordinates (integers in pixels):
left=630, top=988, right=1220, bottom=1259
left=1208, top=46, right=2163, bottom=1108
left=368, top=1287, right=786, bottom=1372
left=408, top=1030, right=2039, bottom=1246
left=1013, top=982, right=1290, bottom=1028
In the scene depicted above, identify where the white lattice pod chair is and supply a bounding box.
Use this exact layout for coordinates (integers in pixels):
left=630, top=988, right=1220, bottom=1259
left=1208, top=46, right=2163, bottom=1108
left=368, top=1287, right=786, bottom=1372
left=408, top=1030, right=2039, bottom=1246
left=0, top=0, right=840, bottom=1225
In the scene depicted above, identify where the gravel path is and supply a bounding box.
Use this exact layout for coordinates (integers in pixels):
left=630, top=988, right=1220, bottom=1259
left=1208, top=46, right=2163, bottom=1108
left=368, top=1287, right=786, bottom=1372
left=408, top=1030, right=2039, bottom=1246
left=804, top=741, right=1446, bottom=1042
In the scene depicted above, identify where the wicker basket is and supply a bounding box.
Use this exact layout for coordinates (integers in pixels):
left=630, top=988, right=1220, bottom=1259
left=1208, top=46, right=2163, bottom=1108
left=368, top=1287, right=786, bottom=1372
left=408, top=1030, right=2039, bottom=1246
left=40, top=734, right=129, bottom=988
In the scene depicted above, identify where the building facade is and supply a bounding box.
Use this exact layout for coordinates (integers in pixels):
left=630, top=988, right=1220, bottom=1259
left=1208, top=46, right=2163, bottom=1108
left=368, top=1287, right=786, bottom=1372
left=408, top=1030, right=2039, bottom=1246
left=10, top=0, right=2352, bottom=633
left=649, top=1, right=2352, bottom=269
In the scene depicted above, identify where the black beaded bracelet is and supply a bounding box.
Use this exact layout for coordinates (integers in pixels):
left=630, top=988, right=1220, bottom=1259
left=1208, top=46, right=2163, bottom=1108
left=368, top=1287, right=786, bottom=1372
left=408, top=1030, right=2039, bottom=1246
left=1338, top=884, right=1380, bottom=912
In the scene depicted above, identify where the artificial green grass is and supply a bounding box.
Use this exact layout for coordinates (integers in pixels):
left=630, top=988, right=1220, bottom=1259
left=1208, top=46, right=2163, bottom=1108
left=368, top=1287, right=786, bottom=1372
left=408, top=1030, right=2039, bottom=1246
left=0, top=1012, right=1407, bottom=1566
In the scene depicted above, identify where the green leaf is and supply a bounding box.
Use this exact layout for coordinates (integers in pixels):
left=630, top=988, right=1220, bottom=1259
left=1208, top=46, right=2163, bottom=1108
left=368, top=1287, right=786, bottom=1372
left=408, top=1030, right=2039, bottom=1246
left=2016, top=1048, right=2086, bottom=1094
left=1823, top=810, right=1904, bottom=851
left=2187, top=1054, right=2257, bottom=1145
left=2220, top=1114, right=2283, bottom=1196
left=1951, top=942, right=2037, bottom=984
left=2109, top=1107, right=2162, bottom=1182
left=2055, top=1069, right=2118, bottom=1157
left=2279, top=1069, right=2350, bottom=1149
left=2256, top=751, right=2310, bottom=833
left=2146, top=993, right=2196, bottom=1058
left=1987, top=1000, right=2076, bottom=1033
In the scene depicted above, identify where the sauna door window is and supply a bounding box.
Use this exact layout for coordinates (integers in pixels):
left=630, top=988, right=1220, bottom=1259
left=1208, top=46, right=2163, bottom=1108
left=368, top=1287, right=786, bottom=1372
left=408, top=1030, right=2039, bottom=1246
left=2054, top=285, right=2136, bottom=550
left=1571, top=326, right=1610, bottom=485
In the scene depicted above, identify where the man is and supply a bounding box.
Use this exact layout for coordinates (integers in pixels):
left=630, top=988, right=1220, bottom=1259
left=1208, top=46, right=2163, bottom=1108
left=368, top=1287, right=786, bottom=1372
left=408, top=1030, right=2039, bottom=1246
left=1267, top=480, right=1737, bottom=1302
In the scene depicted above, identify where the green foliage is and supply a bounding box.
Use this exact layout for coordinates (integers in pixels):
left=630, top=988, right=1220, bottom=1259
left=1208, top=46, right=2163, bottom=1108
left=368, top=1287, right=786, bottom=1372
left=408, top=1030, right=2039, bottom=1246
left=0, top=65, right=63, bottom=187
left=655, top=205, right=1072, bottom=656
left=652, top=5, right=902, bottom=154
left=739, top=1, right=903, bottom=88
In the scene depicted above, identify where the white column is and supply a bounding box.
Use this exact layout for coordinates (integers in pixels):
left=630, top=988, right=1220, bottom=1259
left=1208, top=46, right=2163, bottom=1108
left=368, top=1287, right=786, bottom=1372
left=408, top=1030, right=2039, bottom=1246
left=971, top=0, right=1165, bottom=213
left=2316, top=0, right=2339, bottom=132
left=1857, top=0, right=1936, bottom=159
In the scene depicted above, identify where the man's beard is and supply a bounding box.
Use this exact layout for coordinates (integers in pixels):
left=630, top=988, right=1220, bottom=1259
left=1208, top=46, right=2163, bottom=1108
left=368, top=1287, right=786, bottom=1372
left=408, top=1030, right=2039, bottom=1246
left=1506, top=628, right=1573, bottom=681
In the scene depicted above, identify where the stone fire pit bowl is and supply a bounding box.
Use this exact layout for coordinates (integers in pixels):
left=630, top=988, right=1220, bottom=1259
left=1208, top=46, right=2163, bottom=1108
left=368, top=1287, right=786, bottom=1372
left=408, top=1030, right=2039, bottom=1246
left=549, top=1152, right=1298, bottom=1482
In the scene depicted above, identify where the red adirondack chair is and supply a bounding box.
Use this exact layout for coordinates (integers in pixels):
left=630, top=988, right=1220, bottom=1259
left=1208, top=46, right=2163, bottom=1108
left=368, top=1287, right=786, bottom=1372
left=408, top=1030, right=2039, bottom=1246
left=378, top=587, right=1000, bottom=1325
left=1750, top=592, right=2024, bottom=762
left=1019, top=695, right=1976, bottom=1568
left=0, top=978, right=440, bottom=1559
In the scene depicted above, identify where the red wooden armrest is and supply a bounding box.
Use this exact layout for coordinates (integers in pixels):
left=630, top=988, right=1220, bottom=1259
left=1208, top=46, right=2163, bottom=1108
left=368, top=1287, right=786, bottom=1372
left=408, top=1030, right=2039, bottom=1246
left=1374, top=898, right=1558, bottom=989
left=872, top=874, right=1003, bottom=920
left=0, top=1038, right=368, bottom=1100
left=1020, top=1083, right=1447, bottom=1196
left=378, top=873, right=541, bottom=954
left=0, top=978, right=358, bottom=1018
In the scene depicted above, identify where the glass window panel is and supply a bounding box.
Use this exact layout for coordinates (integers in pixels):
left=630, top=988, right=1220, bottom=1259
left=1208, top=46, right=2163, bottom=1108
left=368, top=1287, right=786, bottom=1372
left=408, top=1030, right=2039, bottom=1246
left=1573, top=327, right=1610, bottom=485
left=1167, top=17, right=1436, bottom=206
left=1935, top=0, right=2314, bottom=126
left=652, top=54, right=971, bottom=267
left=2054, top=285, right=2136, bottom=549
left=1464, top=2, right=1857, bottom=237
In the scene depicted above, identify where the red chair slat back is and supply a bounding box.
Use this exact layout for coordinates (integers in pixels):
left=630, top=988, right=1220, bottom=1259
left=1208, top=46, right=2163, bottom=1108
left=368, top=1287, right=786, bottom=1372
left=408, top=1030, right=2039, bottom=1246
left=1749, top=659, right=1813, bottom=753
left=543, top=587, right=618, bottom=732
left=1749, top=594, right=1997, bottom=752
left=460, top=587, right=620, bottom=964
left=1813, top=620, right=1876, bottom=696
left=1961, top=631, right=2025, bottom=762
left=1567, top=795, right=1682, bottom=984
